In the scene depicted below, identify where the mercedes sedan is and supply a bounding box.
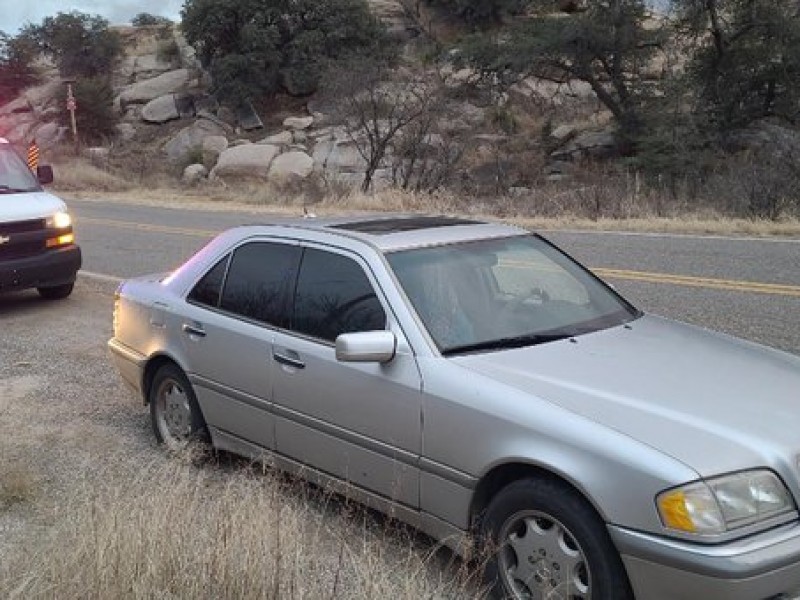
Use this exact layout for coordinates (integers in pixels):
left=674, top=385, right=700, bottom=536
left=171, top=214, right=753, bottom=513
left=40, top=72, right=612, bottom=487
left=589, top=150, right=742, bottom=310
left=109, top=215, right=800, bottom=600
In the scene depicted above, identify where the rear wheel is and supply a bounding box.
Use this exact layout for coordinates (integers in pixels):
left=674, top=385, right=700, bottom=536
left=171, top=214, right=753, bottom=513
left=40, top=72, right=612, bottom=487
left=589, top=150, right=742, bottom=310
left=481, top=478, right=633, bottom=600
left=149, top=364, right=208, bottom=449
left=37, top=283, right=74, bottom=299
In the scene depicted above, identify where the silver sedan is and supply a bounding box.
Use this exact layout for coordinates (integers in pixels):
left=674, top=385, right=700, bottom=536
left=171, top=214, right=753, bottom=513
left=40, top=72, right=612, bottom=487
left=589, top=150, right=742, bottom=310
left=109, top=215, right=800, bottom=600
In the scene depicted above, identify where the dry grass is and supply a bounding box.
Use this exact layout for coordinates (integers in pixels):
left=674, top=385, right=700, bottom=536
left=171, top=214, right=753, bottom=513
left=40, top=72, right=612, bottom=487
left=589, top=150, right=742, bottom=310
left=49, top=156, right=133, bottom=193
left=0, top=451, right=484, bottom=600
left=59, top=178, right=800, bottom=238
left=0, top=464, right=37, bottom=509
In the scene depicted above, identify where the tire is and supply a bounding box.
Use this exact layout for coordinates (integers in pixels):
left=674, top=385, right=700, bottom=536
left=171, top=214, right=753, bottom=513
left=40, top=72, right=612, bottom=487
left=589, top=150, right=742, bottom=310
left=149, top=364, right=208, bottom=449
left=37, top=283, right=74, bottom=300
left=480, top=478, right=633, bottom=600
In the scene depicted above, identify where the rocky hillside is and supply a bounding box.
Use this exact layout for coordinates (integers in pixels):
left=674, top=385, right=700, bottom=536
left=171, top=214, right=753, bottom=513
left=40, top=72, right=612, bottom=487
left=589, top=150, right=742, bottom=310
left=0, top=0, right=627, bottom=198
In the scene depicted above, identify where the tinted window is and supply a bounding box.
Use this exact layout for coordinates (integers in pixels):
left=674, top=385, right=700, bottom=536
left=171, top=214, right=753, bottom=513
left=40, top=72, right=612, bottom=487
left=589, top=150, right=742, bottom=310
left=292, top=249, right=386, bottom=342
left=220, top=242, right=301, bottom=326
left=187, top=254, right=229, bottom=307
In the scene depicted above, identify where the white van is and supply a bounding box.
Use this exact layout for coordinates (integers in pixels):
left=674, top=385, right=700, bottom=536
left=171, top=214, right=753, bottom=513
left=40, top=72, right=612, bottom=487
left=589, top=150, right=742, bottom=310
left=0, top=138, right=81, bottom=299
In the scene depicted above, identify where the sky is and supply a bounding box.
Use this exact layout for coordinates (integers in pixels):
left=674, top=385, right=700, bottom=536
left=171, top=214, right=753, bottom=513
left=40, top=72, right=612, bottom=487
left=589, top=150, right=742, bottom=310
left=0, top=1, right=184, bottom=35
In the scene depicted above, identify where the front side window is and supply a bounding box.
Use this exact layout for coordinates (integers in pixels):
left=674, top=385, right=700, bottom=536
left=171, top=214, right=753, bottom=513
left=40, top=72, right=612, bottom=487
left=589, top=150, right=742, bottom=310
left=220, top=242, right=301, bottom=326
left=388, top=235, right=639, bottom=354
left=292, top=248, right=386, bottom=342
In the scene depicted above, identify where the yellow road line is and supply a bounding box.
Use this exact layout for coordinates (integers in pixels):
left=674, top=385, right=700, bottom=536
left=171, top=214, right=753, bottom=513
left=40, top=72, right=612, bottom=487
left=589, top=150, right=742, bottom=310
left=594, top=268, right=800, bottom=298
left=78, top=217, right=215, bottom=238
left=77, top=216, right=800, bottom=298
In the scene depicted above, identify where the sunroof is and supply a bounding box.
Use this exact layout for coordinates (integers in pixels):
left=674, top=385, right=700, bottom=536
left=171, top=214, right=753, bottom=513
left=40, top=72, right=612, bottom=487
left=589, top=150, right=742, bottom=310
left=331, top=216, right=480, bottom=234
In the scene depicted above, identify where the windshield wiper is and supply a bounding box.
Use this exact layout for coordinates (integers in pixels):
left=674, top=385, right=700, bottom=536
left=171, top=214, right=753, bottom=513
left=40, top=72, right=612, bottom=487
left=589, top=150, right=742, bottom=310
left=0, top=185, right=32, bottom=194
left=442, top=333, right=572, bottom=356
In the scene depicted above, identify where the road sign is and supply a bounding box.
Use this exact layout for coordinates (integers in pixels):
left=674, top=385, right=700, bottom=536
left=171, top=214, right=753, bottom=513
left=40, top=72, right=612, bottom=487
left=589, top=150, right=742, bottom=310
left=67, top=97, right=77, bottom=111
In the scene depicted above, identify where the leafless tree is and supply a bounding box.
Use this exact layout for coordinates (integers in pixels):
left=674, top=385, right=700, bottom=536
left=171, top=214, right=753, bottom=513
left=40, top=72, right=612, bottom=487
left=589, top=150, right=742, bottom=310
left=325, top=58, right=452, bottom=192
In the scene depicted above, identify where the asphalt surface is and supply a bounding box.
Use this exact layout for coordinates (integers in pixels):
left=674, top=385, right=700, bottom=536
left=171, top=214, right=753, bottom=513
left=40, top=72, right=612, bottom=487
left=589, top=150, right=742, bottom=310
left=68, top=198, right=800, bottom=356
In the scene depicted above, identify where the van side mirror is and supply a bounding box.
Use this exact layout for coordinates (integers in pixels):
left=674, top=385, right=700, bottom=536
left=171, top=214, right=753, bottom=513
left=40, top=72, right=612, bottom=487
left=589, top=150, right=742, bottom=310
left=37, top=165, right=54, bottom=185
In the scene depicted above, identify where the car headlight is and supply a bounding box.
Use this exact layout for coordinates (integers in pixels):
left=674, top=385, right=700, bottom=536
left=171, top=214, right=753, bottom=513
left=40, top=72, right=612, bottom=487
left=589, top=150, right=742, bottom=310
left=47, top=211, right=72, bottom=229
left=657, top=470, right=795, bottom=535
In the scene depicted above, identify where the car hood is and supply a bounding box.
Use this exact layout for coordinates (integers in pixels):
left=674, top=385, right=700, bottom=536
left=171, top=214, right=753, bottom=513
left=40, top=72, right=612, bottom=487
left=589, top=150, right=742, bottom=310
left=0, top=190, right=65, bottom=222
left=453, top=315, right=800, bottom=478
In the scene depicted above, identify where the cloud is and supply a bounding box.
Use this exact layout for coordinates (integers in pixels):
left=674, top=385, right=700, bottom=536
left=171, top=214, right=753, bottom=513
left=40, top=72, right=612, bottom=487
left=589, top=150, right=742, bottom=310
left=0, top=0, right=182, bottom=34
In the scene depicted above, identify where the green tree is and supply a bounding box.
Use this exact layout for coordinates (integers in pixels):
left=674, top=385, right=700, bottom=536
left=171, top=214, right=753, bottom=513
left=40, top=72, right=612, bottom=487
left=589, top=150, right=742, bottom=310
left=429, top=0, right=531, bottom=25
left=181, top=0, right=395, bottom=102
left=0, top=32, right=40, bottom=99
left=131, top=13, right=172, bottom=27
left=67, top=77, right=118, bottom=144
left=19, top=11, right=122, bottom=78
left=459, top=0, right=664, bottom=144
left=673, top=0, right=800, bottom=132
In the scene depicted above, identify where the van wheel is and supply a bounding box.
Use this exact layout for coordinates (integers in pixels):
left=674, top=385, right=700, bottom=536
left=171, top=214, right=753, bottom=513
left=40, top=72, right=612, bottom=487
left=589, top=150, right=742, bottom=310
left=481, top=478, right=633, bottom=600
left=38, top=283, right=74, bottom=299
left=149, top=364, right=208, bottom=449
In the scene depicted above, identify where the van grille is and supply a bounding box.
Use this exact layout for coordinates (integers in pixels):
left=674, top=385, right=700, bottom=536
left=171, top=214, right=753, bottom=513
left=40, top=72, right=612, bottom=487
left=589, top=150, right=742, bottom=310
left=0, top=218, right=46, bottom=236
left=0, top=218, right=48, bottom=260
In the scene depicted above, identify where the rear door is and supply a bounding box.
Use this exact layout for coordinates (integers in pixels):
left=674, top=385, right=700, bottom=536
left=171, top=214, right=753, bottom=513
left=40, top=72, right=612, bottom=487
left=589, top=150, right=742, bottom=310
left=272, top=245, right=423, bottom=507
left=179, top=240, right=301, bottom=450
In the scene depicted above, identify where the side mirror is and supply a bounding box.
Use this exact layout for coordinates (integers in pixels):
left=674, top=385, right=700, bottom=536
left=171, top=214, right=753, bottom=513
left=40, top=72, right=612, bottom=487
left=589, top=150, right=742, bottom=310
left=335, top=331, right=397, bottom=363
left=37, top=165, right=54, bottom=185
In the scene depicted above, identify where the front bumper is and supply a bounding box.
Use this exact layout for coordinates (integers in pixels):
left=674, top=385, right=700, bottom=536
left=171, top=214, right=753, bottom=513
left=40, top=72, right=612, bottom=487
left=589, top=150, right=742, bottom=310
left=0, top=244, right=81, bottom=292
left=611, top=522, right=800, bottom=600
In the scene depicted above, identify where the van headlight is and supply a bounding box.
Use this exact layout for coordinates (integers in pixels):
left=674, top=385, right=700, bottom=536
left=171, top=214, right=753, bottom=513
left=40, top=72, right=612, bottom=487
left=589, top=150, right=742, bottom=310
left=657, top=470, right=794, bottom=535
left=47, top=211, right=72, bottom=229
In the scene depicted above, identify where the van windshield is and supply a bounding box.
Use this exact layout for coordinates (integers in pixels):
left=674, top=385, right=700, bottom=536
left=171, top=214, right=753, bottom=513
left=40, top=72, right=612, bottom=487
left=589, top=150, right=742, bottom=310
left=0, top=145, right=41, bottom=193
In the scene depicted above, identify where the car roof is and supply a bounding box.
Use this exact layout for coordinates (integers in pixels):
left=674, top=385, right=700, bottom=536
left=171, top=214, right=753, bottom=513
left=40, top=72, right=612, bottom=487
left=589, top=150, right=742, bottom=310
left=235, top=214, right=526, bottom=252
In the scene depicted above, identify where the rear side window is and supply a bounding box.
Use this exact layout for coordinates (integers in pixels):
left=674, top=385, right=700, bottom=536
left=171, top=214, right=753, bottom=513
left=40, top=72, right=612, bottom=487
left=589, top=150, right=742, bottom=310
left=187, top=254, right=229, bottom=308
left=292, top=248, right=386, bottom=342
left=220, top=242, right=301, bottom=327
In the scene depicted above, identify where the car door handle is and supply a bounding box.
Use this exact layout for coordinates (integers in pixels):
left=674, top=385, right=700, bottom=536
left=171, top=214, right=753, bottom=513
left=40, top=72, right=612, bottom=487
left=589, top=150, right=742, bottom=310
left=273, top=352, right=305, bottom=370
left=182, top=323, right=207, bottom=338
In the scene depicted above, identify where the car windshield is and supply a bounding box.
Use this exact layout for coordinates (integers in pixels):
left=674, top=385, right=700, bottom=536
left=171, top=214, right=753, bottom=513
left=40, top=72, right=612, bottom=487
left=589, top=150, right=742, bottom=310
left=388, top=234, right=640, bottom=355
left=0, top=144, right=40, bottom=193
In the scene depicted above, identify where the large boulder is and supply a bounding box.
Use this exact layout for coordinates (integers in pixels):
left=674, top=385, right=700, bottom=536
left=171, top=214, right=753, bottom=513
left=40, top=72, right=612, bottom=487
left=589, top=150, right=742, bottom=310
left=202, top=135, right=228, bottom=170
left=210, top=144, right=280, bottom=180
left=268, top=151, right=314, bottom=182
left=183, top=164, right=208, bottom=184
left=141, top=94, right=179, bottom=123
left=259, top=130, right=293, bottom=145
left=283, top=116, right=314, bottom=130
left=164, top=118, right=228, bottom=162
left=132, top=54, right=174, bottom=78
left=118, top=69, right=194, bottom=106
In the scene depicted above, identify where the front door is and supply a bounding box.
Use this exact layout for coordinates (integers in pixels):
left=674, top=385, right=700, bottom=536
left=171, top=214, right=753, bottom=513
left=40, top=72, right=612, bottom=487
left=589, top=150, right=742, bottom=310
left=272, top=246, right=422, bottom=508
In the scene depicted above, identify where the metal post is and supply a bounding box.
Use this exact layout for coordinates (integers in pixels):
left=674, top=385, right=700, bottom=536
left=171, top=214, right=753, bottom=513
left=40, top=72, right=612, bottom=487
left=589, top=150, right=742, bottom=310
left=66, top=82, right=78, bottom=153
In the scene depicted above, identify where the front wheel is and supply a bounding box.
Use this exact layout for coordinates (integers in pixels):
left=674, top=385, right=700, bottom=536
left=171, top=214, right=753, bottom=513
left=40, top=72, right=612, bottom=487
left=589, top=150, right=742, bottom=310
left=149, top=364, right=208, bottom=449
left=481, top=478, right=633, bottom=600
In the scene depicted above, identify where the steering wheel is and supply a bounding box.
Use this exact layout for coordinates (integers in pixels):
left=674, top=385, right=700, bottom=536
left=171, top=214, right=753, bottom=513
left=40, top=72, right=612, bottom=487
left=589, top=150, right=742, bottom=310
left=499, top=287, right=550, bottom=319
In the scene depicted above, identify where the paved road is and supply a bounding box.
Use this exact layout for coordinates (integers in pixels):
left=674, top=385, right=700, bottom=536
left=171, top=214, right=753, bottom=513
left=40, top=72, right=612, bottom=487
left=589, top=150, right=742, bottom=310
left=69, top=199, right=800, bottom=356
